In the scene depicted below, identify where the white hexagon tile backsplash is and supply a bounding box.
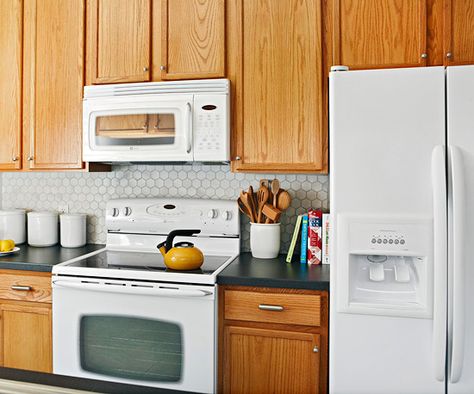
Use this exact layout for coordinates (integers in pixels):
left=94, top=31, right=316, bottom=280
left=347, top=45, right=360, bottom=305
left=2, top=164, right=329, bottom=252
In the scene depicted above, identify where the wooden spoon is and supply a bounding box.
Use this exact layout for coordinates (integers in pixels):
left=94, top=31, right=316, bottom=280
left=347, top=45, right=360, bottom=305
left=276, top=190, right=291, bottom=212
left=256, top=185, right=270, bottom=223
left=237, top=197, right=252, bottom=221
left=247, top=186, right=258, bottom=222
left=240, top=190, right=257, bottom=223
left=271, top=179, right=281, bottom=207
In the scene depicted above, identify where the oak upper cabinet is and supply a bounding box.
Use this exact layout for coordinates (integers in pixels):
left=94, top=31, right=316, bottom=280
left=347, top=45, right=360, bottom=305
left=86, top=0, right=151, bottom=84
left=0, top=0, right=22, bottom=170
left=160, top=0, right=225, bottom=80
left=0, top=270, right=52, bottom=373
left=444, top=0, right=474, bottom=65
left=330, top=0, right=428, bottom=69
left=23, top=0, right=84, bottom=170
left=219, top=287, right=328, bottom=394
left=228, top=0, right=326, bottom=173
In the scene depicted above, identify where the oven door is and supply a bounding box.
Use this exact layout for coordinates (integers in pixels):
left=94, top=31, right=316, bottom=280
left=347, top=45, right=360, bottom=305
left=52, top=277, right=215, bottom=393
left=83, top=94, right=194, bottom=162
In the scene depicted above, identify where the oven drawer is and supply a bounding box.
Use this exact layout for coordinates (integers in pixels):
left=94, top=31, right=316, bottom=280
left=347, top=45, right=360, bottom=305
left=0, top=271, right=51, bottom=303
left=224, top=289, right=321, bottom=327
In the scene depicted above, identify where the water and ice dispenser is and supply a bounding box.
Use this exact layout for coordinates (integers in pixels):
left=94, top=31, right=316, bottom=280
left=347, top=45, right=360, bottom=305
left=336, top=215, right=433, bottom=318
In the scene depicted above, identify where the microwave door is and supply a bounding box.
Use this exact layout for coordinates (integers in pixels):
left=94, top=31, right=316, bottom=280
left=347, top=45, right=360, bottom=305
left=83, top=96, right=194, bottom=162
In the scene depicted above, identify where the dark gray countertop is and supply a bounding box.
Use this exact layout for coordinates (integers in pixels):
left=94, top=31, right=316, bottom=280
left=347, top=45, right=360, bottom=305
left=0, top=243, right=105, bottom=272
left=217, top=252, right=330, bottom=291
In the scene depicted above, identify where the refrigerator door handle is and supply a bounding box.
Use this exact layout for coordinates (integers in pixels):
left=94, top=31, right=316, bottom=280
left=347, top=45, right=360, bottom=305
left=450, top=145, right=466, bottom=383
left=431, top=145, right=447, bottom=382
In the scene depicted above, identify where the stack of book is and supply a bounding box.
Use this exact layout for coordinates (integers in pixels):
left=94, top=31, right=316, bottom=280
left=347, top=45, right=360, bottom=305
left=286, top=209, right=330, bottom=264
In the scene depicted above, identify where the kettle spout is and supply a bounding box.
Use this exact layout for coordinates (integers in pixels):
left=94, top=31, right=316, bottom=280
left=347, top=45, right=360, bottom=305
left=157, top=241, right=167, bottom=257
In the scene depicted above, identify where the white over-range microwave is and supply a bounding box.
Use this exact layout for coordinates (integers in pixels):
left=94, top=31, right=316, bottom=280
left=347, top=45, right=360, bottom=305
left=83, top=79, right=230, bottom=163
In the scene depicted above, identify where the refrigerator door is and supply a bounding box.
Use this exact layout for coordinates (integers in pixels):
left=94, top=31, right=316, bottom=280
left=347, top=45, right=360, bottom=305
left=329, top=67, right=446, bottom=394
left=447, top=65, right=474, bottom=394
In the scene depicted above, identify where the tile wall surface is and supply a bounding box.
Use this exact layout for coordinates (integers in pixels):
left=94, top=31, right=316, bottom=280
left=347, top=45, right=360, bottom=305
left=2, top=164, right=329, bottom=252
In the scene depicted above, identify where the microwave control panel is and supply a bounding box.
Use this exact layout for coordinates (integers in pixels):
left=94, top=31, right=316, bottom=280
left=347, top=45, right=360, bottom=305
left=193, top=95, right=230, bottom=161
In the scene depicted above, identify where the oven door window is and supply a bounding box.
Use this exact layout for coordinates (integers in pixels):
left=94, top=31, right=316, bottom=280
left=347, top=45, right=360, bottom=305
left=94, top=113, right=176, bottom=146
left=80, top=316, right=183, bottom=382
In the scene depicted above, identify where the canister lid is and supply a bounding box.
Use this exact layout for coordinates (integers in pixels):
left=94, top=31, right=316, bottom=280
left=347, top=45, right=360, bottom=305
left=0, top=209, right=26, bottom=216
left=60, top=213, right=86, bottom=221
left=27, top=211, right=58, bottom=218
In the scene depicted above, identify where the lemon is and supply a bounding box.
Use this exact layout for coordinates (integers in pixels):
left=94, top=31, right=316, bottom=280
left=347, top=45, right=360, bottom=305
left=0, top=240, right=15, bottom=252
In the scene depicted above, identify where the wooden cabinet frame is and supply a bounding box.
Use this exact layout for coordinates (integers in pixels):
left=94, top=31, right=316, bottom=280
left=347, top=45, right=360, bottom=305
left=218, top=286, right=329, bottom=394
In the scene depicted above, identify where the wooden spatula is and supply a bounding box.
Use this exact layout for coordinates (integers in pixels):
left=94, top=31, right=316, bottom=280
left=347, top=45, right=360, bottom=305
left=256, top=185, right=269, bottom=223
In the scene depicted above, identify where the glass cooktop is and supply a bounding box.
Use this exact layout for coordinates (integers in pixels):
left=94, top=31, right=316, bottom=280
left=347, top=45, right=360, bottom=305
left=66, top=250, right=232, bottom=275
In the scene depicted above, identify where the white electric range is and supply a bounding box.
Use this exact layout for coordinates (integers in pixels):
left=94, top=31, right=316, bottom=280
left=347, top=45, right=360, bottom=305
left=52, top=198, right=239, bottom=394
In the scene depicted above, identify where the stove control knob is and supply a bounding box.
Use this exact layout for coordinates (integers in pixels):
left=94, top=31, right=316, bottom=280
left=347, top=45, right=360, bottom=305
left=221, top=210, right=232, bottom=221
left=207, top=209, right=218, bottom=219
left=109, top=208, right=119, bottom=217
left=123, top=207, right=132, bottom=216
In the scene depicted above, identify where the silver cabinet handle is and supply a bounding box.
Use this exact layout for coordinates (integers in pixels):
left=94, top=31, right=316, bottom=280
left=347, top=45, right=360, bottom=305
left=235, top=156, right=241, bottom=161
left=160, top=65, right=166, bottom=71
left=11, top=285, right=32, bottom=291
left=421, top=53, right=428, bottom=59
left=11, top=156, right=18, bottom=162
left=313, top=346, right=319, bottom=353
left=446, top=52, right=453, bottom=59
left=259, top=304, right=284, bottom=312
left=27, top=156, right=33, bottom=161
left=143, top=66, right=149, bottom=72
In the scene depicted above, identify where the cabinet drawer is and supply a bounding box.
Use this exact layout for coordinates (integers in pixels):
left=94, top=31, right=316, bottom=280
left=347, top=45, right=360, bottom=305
left=0, top=272, right=51, bottom=303
left=224, top=290, right=320, bottom=327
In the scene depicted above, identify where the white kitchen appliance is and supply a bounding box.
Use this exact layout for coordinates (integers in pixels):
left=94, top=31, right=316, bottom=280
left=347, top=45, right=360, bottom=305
left=52, top=198, right=239, bottom=393
left=83, top=79, right=230, bottom=163
left=329, top=65, right=474, bottom=393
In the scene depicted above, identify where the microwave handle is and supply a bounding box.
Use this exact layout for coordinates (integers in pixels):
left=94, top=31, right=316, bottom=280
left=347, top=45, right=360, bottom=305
left=186, top=102, right=192, bottom=154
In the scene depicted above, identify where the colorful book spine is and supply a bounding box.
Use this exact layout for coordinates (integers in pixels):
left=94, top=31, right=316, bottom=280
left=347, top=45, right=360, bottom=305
left=307, top=209, right=323, bottom=265
left=286, top=214, right=303, bottom=263
left=322, top=213, right=330, bottom=264
left=300, top=214, right=309, bottom=264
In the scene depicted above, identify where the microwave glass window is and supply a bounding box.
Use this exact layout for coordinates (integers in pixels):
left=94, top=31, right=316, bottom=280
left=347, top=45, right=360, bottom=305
left=95, top=114, right=176, bottom=146
left=80, top=315, right=183, bottom=382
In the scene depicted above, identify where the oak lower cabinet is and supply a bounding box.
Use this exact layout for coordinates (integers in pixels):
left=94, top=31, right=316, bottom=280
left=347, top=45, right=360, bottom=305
left=219, top=286, right=328, bottom=394
left=0, top=270, right=52, bottom=373
left=228, top=0, right=327, bottom=173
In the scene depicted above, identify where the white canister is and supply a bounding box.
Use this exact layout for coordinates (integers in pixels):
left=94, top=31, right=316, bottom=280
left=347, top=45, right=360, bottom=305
left=250, top=223, right=281, bottom=259
left=0, top=210, right=26, bottom=244
left=60, top=213, right=86, bottom=248
left=27, top=211, right=59, bottom=247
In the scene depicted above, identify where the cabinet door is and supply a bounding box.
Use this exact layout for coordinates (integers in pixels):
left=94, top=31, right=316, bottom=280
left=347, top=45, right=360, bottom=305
left=223, top=326, right=320, bottom=394
left=0, top=0, right=22, bottom=170
left=160, top=0, right=225, bottom=80
left=331, top=0, right=428, bottom=69
left=23, top=0, right=84, bottom=170
left=444, top=0, right=474, bottom=65
left=0, top=302, right=52, bottom=373
left=87, top=0, right=151, bottom=84
left=228, top=0, right=325, bottom=173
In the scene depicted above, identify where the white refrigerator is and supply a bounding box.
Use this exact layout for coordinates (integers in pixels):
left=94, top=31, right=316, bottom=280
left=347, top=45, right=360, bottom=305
left=329, top=65, right=474, bottom=394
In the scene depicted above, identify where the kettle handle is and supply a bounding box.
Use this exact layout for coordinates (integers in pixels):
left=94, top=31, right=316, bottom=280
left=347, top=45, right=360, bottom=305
left=158, top=229, right=202, bottom=252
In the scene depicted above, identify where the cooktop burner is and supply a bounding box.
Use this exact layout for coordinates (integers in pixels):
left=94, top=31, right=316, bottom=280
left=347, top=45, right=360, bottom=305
left=66, top=250, right=232, bottom=275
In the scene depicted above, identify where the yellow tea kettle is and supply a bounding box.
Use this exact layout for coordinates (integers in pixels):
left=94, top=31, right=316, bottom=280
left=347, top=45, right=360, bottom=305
left=157, top=229, right=204, bottom=271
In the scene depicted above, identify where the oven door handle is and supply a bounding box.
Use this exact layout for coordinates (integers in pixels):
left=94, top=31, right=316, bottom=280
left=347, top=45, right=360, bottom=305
left=52, top=280, right=213, bottom=298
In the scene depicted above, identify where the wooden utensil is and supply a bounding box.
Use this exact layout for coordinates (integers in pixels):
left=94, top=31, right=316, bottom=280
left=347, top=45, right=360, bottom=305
left=262, top=203, right=281, bottom=223
left=237, top=197, right=252, bottom=220
left=271, top=179, right=281, bottom=207
left=276, top=190, right=291, bottom=211
left=240, top=190, right=257, bottom=223
left=261, top=179, right=273, bottom=203
left=256, top=185, right=270, bottom=223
